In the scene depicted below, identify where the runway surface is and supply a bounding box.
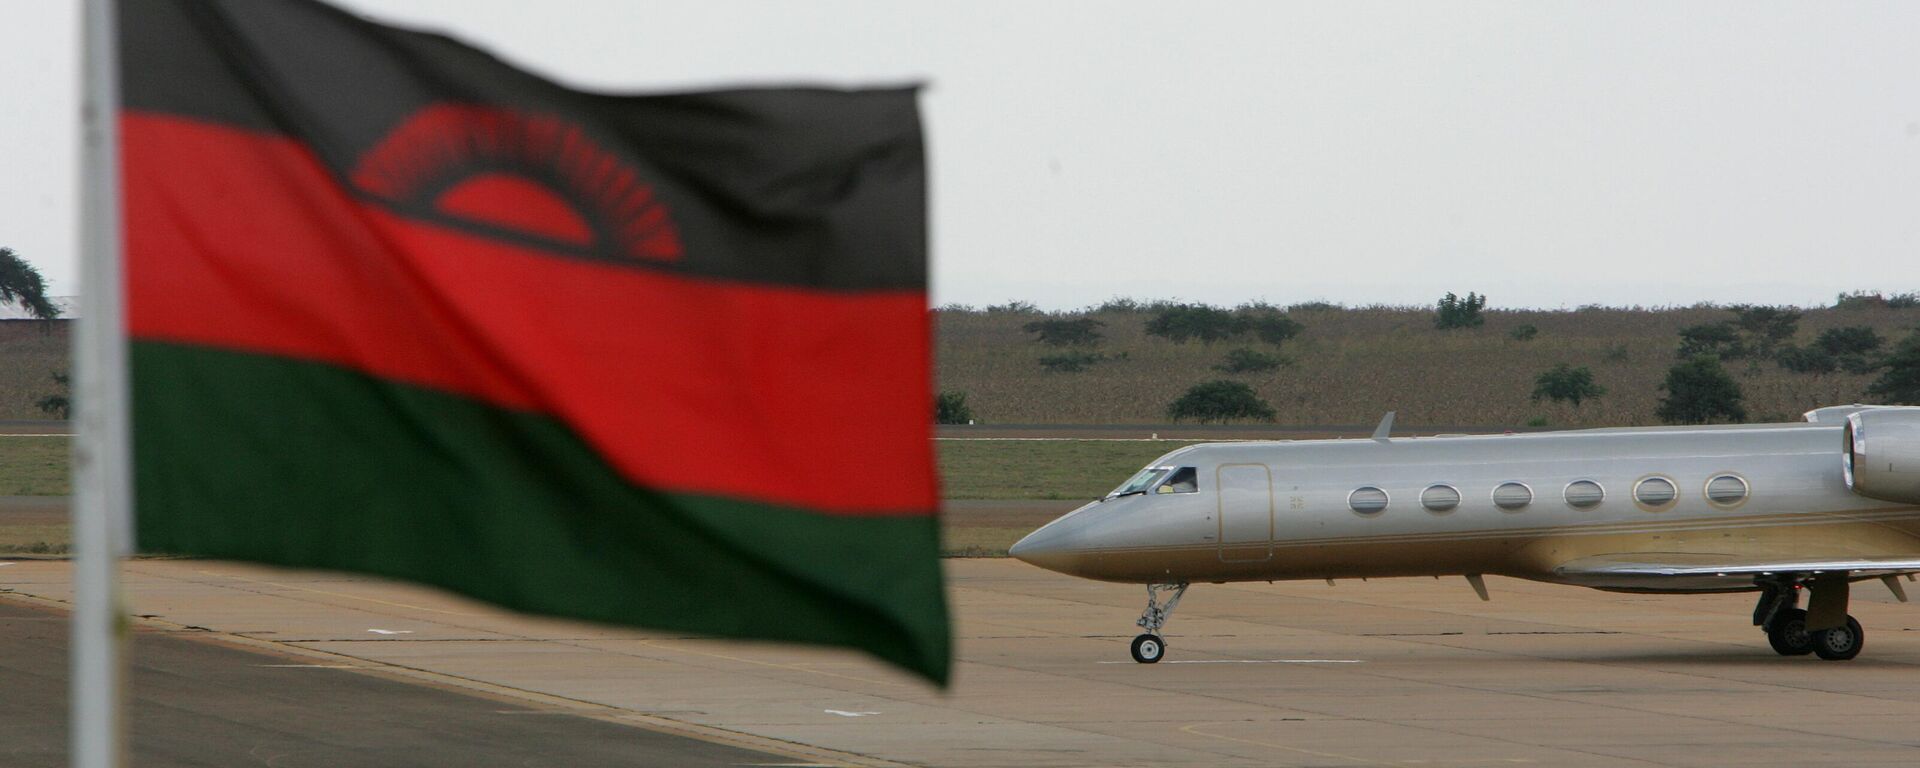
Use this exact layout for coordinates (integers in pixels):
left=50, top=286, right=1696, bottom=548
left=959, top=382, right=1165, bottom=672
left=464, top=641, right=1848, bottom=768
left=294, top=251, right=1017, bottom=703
left=4, top=558, right=1920, bottom=767
left=0, top=600, right=800, bottom=767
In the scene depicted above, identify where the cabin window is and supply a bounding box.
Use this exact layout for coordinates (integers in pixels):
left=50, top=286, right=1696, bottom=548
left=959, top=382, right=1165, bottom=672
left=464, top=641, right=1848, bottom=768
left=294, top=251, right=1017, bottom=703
left=1156, top=467, right=1199, bottom=494
left=1493, top=482, right=1532, bottom=510
left=1634, top=477, right=1677, bottom=509
left=1421, top=484, right=1461, bottom=513
left=1564, top=480, right=1605, bottom=509
left=1110, top=467, right=1169, bottom=498
left=1348, top=486, right=1389, bottom=515
left=1706, top=474, right=1749, bottom=507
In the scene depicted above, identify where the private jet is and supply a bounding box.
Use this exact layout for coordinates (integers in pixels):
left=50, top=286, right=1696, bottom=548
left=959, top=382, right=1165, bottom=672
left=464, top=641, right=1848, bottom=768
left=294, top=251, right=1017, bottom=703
left=1010, top=405, right=1920, bottom=663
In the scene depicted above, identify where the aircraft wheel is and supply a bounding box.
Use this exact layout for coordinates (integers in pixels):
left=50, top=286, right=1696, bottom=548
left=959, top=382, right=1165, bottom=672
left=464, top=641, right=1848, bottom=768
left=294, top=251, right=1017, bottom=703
left=1130, top=633, right=1165, bottom=664
left=1812, top=616, right=1864, bottom=661
left=1765, top=608, right=1815, bottom=656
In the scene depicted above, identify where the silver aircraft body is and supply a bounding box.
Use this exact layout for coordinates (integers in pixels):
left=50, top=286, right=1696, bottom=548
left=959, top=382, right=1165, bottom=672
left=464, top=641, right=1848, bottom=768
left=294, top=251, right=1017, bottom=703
left=1010, top=405, right=1920, bottom=663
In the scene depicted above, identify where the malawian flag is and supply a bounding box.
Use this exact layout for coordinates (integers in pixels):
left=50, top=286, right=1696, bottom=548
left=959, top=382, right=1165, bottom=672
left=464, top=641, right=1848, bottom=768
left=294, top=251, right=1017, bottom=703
left=119, top=0, right=948, bottom=683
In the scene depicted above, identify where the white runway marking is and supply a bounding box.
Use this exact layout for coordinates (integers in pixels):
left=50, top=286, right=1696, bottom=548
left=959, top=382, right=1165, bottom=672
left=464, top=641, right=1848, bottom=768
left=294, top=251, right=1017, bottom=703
left=821, top=709, right=880, bottom=717
left=1097, top=659, right=1363, bottom=664
left=253, top=664, right=358, bottom=669
left=366, top=628, right=413, bottom=635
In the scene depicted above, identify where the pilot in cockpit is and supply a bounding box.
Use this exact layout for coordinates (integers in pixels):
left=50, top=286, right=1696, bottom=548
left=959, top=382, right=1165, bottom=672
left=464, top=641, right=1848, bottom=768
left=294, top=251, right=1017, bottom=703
left=1156, top=467, right=1198, bottom=494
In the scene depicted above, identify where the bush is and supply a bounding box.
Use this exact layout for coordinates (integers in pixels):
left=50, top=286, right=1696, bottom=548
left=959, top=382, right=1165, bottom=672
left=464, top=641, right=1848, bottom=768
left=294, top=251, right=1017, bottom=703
left=35, top=371, right=69, bottom=419
left=1729, top=305, right=1800, bottom=356
left=984, top=300, right=1039, bottom=314
left=1167, top=380, right=1275, bottom=423
left=1212, top=348, right=1289, bottom=374
left=1602, top=344, right=1631, bottom=363
left=1675, top=322, right=1747, bottom=359
left=1144, top=304, right=1248, bottom=344
left=1248, top=312, right=1303, bottom=346
left=1816, top=325, right=1882, bottom=357
left=1867, top=334, right=1920, bottom=404
left=1817, top=325, right=1885, bottom=373
left=1656, top=356, right=1747, bottom=424
left=1508, top=324, right=1538, bottom=341
left=935, top=391, right=973, bottom=424
left=1038, top=350, right=1109, bottom=373
left=1531, top=364, right=1605, bottom=407
left=1287, top=301, right=1342, bottom=312
left=1525, top=416, right=1550, bottom=428
left=1022, top=318, right=1104, bottom=347
left=1774, top=346, right=1837, bottom=375
left=1433, top=292, right=1487, bottom=330
left=1778, top=326, right=1887, bottom=375
left=1141, top=304, right=1305, bottom=348
left=1889, top=293, right=1920, bottom=309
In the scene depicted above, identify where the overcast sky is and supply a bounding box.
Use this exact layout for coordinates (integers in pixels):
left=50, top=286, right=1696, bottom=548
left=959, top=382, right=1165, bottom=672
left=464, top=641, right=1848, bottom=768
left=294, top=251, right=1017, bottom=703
left=3, top=1, right=1917, bottom=310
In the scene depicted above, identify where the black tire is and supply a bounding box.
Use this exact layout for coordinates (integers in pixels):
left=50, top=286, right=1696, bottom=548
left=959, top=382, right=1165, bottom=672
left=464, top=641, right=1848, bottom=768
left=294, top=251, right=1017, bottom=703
left=1766, top=608, right=1815, bottom=656
left=1130, top=633, right=1165, bottom=664
left=1812, top=616, right=1864, bottom=661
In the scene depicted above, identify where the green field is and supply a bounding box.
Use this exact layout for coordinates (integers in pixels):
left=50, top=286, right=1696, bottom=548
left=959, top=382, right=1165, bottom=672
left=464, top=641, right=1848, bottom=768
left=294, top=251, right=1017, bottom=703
left=0, top=436, right=1174, bottom=501
left=0, top=525, right=69, bottom=555
left=0, top=436, right=71, bottom=554
left=0, top=437, right=70, bottom=496
left=936, top=439, right=1205, bottom=499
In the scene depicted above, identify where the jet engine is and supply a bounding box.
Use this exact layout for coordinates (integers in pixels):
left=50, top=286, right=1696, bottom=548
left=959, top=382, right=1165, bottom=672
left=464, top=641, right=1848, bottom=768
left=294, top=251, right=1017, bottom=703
left=1844, top=408, right=1920, bottom=504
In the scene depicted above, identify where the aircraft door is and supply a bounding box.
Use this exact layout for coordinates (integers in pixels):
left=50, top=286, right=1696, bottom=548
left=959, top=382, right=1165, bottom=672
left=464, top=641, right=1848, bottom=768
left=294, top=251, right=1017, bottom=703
left=1216, top=463, right=1274, bottom=562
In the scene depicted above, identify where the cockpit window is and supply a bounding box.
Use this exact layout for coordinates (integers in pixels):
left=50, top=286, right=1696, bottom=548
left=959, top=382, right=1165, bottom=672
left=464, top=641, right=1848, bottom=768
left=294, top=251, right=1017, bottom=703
left=1109, top=467, right=1170, bottom=498
left=1156, top=467, right=1199, bottom=494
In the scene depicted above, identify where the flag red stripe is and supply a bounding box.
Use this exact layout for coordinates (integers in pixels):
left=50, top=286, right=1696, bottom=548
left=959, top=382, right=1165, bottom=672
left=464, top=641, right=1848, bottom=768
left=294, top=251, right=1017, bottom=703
left=124, top=111, right=935, bottom=515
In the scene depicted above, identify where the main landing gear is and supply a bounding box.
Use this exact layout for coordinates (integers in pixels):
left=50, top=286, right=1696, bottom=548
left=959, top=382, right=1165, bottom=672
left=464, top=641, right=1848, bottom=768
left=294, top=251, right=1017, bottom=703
left=1810, top=616, right=1865, bottom=661
left=1754, top=581, right=1864, bottom=661
left=1130, top=582, right=1188, bottom=663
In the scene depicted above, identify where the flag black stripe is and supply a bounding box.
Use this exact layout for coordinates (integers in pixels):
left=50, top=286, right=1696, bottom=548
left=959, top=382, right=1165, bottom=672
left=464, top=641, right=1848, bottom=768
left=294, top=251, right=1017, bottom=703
left=120, top=0, right=926, bottom=292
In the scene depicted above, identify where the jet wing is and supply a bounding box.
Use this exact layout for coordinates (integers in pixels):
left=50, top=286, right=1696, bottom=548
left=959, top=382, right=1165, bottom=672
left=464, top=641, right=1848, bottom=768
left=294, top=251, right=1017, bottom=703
left=1550, top=553, right=1920, bottom=592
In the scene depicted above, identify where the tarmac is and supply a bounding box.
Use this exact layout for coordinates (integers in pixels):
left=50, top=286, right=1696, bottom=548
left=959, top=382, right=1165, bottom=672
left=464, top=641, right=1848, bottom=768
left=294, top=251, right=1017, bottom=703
left=0, top=599, right=791, bottom=767
left=4, top=557, right=1920, bottom=767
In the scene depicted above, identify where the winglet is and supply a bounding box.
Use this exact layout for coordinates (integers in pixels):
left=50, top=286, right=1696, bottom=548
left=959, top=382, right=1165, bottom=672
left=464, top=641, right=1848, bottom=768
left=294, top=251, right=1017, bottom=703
left=1371, top=411, right=1396, bottom=442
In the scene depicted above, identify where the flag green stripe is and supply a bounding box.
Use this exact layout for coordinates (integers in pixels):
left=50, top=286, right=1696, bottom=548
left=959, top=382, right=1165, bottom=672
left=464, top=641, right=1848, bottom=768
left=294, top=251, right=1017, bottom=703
left=131, top=340, right=949, bottom=683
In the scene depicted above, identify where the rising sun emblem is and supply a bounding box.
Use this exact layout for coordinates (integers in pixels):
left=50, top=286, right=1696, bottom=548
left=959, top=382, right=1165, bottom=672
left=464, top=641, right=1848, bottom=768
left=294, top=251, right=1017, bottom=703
left=351, top=103, right=683, bottom=262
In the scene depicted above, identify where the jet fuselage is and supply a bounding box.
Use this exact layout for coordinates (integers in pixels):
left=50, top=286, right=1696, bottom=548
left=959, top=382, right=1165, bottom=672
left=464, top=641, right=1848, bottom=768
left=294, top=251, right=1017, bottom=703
left=1010, top=422, right=1920, bottom=592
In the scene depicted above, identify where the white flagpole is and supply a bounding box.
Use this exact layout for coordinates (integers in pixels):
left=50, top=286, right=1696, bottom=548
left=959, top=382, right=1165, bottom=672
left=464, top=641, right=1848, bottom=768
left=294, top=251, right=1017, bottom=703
left=73, top=0, right=131, bottom=766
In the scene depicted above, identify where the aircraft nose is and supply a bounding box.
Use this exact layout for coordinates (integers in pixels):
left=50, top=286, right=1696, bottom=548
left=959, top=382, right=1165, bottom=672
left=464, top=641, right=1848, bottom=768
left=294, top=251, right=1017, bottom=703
left=1007, top=527, right=1052, bottom=562
left=1008, top=506, right=1091, bottom=574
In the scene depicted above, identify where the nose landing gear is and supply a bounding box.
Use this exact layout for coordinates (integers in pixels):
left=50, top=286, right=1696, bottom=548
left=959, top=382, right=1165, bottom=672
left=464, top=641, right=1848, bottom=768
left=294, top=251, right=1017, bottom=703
left=1129, top=634, right=1164, bottom=663
left=1130, top=582, right=1188, bottom=664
